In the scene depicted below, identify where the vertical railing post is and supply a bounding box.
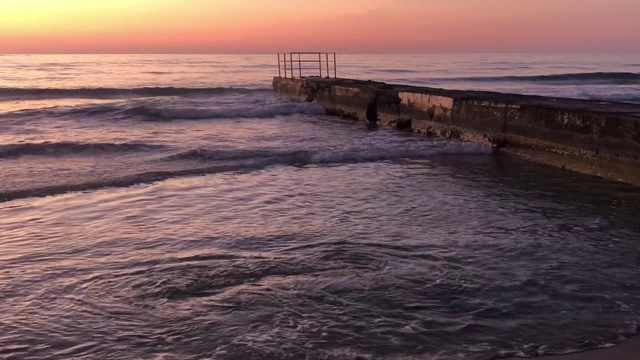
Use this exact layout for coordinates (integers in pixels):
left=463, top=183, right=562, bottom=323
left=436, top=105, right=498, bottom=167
left=333, top=53, right=337, bottom=78
left=318, top=53, right=322, bottom=77
left=290, top=53, right=293, bottom=79
left=284, top=53, right=288, bottom=78
left=278, top=53, right=281, bottom=77
left=298, top=53, right=302, bottom=78
left=326, top=53, right=329, bottom=78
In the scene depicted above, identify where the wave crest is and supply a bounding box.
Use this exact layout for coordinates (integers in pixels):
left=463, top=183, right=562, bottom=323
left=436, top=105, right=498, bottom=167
left=1, top=143, right=492, bottom=202
left=441, top=72, right=640, bottom=85
left=1, top=97, right=325, bottom=121
left=123, top=101, right=325, bottom=121
left=0, top=142, right=163, bottom=159
left=0, top=86, right=270, bottom=101
left=166, top=143, right=492, bottom=164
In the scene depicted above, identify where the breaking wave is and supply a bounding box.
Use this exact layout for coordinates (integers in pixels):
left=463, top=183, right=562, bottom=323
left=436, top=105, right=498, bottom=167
left=0, top=142, right=163, bottom=159
left=0, top=86, right=270, bottom=101
left=123, top=102, right=325, bottom=121
left=167, top=143, right=492, bottom=164
left=0, top=143, right=491, bottom=202
left=0, top=98, right=325, bottom=120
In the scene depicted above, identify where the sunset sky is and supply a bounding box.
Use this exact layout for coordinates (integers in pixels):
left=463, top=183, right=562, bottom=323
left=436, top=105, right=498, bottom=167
left=1, top=0, right=638, bottom=54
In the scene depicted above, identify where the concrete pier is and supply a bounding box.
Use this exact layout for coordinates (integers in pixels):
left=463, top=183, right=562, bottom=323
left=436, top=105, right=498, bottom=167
left=273, top=77, right=640, bottom=186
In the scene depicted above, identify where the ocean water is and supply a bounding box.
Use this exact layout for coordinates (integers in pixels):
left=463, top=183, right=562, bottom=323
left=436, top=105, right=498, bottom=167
left=1, top=54, right=640, bottom=360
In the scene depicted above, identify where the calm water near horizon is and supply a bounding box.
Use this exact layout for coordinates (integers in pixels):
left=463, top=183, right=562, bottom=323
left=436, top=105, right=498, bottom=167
left=1, top=54, right=640, bottom=359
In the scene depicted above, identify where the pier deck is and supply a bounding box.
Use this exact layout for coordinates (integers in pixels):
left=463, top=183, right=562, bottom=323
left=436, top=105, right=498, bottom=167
left=273, top=76, right=640, bottom=186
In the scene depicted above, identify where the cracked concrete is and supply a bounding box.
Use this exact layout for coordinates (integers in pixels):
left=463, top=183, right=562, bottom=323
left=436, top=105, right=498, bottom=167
left=273, top=76, right=640, bottom=186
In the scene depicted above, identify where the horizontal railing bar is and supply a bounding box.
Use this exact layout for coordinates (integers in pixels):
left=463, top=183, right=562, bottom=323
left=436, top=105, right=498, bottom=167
left=276, top=58, right=335, bottom=60
left=284, top=60, right=331, bottom=63
left=285, top=59, right=334, bottom=62
left=287, top=55, right=333, bottom=58
left=275, top=65, right=336, bottom=67
left=288, top=52, right=333, bottom=54
left=277, top=61, right=336, bottom=64
left=277, top=53, right=334, bottom=56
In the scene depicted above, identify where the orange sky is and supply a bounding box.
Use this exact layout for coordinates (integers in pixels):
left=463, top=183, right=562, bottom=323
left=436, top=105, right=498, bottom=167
left=1, top=0, right=638, bottom=53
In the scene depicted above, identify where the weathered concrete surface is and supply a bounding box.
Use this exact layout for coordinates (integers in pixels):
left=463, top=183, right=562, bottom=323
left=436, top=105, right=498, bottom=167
left=273, top=77, right=640, bottom=186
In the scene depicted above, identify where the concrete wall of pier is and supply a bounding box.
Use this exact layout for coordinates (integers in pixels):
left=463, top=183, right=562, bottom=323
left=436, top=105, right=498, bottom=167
left=273, top=77, right=640, bottom=186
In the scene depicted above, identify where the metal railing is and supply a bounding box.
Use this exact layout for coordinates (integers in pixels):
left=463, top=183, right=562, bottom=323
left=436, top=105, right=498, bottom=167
left=277, top=52, right=337, bottom=79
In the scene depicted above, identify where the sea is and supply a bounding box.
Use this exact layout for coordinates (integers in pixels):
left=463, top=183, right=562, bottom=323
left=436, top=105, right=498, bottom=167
left=1, top=53, right=639, bottom=360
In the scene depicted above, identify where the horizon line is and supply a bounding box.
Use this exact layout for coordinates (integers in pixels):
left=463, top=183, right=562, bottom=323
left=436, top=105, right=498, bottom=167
left=2, top=50, right=640, bottom=56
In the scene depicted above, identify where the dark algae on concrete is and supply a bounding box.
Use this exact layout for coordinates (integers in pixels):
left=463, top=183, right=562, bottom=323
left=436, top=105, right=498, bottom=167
left=273, top=77, right=640, bottom=186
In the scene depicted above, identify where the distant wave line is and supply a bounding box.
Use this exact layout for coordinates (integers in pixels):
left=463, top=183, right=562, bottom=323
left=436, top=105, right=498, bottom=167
left=0, top=86, right=271, bottom=101
left=429, top=72, right=640, bottom=84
